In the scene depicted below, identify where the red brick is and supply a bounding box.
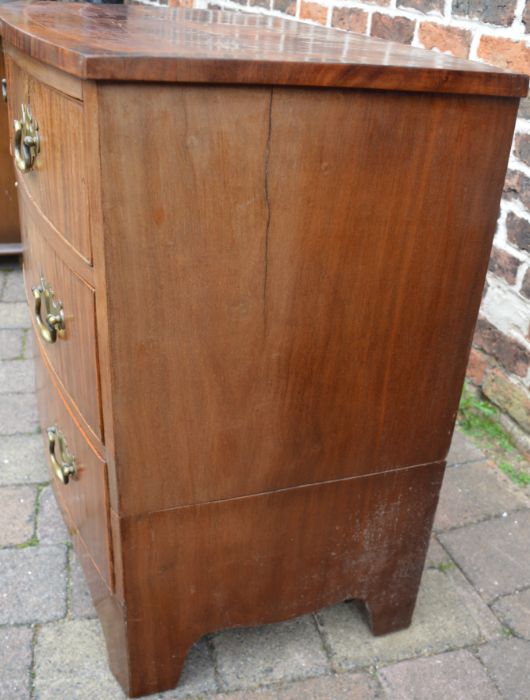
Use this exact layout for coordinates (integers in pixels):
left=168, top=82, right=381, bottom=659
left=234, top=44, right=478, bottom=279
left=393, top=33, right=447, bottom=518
left=523, top=1, right=530, bottom=33
left=477, top=36, right=530, bottom=75
left=168, top=0, right=192, bottom=6
left=300, top=1, right=327, bottom=24
left=397, top=0, right=443, bottom=13
left=503, top=170, right=530, bottom=208
left=506, top=212, right=530, bottom=254
left=418, top=22, right=471, bottom=59
left=453, top=0, right=516, bottom=27
left=474, top=318, right=530, bottom=378
left=466, top=348, right=489, bottom=385
left=371, top=13, right=415, bottom=45
left=331, top=8, right=368, bottom=34
left=514, top=133, right=530, bottom=167
left=483, top=368, right=530, bottom=432
left=488, top=246, right=521, bottom=284
left=522, top=268, right=530, bottom=299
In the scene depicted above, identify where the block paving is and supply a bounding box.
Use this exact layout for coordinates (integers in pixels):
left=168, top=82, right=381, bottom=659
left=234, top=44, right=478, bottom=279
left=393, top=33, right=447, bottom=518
left=1, top=260, right=529, bottom=699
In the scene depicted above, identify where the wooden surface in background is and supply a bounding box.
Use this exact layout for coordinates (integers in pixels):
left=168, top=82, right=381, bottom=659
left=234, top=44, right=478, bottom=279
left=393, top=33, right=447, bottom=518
left=0, top=41, right=20, bottom=252
left=97, top=82, right=517, bottom=516
left=0, top=3, right=527, bottom=95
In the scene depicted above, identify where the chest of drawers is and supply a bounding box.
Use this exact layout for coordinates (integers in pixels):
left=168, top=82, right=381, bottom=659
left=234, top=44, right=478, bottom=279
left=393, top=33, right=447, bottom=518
left=0, top=3, right=526, bottom=696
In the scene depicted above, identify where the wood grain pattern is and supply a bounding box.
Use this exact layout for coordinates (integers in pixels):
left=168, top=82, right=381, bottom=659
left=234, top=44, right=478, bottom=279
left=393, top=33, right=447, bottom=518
left=5, top=54, right=91, bottom=262
left=0, top=3, right=527, bottom=96
left=109, top=462, right=445, bottom=696
left=21, top=190, right=103, bottom=441
left=0, top=39, right=20, bottom=252
left=96, top=82, right=517, bottom=516
left=35, top=348, right=112, bottom=588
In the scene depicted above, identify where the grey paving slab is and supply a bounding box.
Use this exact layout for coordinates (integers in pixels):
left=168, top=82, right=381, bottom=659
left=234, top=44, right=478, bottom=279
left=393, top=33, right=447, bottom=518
left=477, top=638, right=530, bottom=700
left=34, top=619, right=126, bottom=700
left=0, top=302, right=31, bottom=329
left=160, top=638, right=217, bottom=699
left=316, top=569, right=488, bottom=672
left=214, top=615, right=329, bottom=692
left=0, top=329, right=24, bottom=359
left=69, top=549, right=96, bottom=619
left=446, top=430, right=485, bottom=466
left=0, top=392, right=39, bottom=434
left=492, top=588, right=530, bottom=639
left=216, top=672, right=382, bottom=699
left=424, top=536, right=451, bottom=569
left=440, top=510, right=530, bottom=602
left=0, top=484, right=37, bottom=545
left=444, top=566, right=503, bottom=641
left=378, top=649, right=501, bottom=700
left=0, top=433, right=48, bottom=485
left=1, top=270, right=25, bottom=303
left=0, top=625, right=33, bottom=700
left=38, top=486, right=69, bottom=545
left=0, top=358, right=35, bottom=394
left=434, top=460, right=528, bottom=531
left=0, top=544, right=67, bottom=624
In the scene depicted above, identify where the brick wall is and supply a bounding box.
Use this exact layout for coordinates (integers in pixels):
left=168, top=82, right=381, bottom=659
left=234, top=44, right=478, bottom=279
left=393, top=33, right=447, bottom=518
left=141, top=0, right=530, bottom=450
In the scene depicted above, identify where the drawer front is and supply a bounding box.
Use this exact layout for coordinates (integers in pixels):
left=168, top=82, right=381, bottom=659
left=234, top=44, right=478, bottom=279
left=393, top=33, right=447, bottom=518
left=35, top=351, right=112, bottom=588
left=22, top=199, right=102, bottom=440
left=5, top=55, right=91, bottom=261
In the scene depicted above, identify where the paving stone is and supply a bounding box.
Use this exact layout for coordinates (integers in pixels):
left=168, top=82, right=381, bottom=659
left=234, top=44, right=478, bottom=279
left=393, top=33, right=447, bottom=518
left=425, top=536, right=451, bottom=568
left=2, top=270, right=25, bottom=303
left=34, top=618, right=126, bottom=700
left=38, top=486, right=69, bottom=544
left=160, top=638, right=217, bottom=699
left=214, top=615, right=329, bottom=691
left=0, top=392, right=39, bottom=434
left=440, top=511, right=530, bottom=602
left=0, top=433, right=48, bottom=485
left=0, top=358, right=35, bottom=394
left=492, top=588, right=530, bottom=639
left=0, top=329, right=24, bottom=359
left=444, top=566, right=503, bottom=641
left=477, top=638, right=530, bottom=700
left=378, top=649, right=501, bottom=700
left=446, top=429, right=485, bottom=465
left=316, top=569, right=487, bottom=672
left=0, top=544, right=67, bottom=624
left=69, top=549, right=97, bottom=619
left=434, top=460, right=527, bottom=531
left=0, top=625, right=33, bottom=700
left=0, top=302, right=30, bottom=329
left=0, top=484, right=37, bottom=545
left=216, top=672, right=382, bottom=699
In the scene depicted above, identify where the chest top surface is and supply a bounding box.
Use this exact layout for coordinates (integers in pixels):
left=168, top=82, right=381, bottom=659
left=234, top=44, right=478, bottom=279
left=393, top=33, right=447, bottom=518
left=0, top=2, right=527, bottom=96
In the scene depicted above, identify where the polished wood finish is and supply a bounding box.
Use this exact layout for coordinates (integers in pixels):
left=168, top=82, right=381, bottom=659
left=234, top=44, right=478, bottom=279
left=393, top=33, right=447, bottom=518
left=0, top=39, right=20, bottom=253
left=34, top=349, right=112, bottom=588
left=5, top=54, right=91, bottom=262
left=20, top=187, right=102, bottom=440
left=0, top=3, right=527, bottom=96
left=1, top=6, right=523, bottom=697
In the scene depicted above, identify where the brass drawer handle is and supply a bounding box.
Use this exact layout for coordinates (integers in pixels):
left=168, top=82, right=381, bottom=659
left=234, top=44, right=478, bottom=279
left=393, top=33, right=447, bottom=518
left=47, top=425, right=77, bottom=485
left=1, top=79, right=7, bottom=103
left=14, top=104, right=40, bottom=173
left=32, top=276, right=65, bottom=344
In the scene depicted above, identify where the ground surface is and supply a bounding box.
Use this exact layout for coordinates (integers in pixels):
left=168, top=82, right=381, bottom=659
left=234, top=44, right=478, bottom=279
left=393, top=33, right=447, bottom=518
left=1, top=260, right=530, bottom=700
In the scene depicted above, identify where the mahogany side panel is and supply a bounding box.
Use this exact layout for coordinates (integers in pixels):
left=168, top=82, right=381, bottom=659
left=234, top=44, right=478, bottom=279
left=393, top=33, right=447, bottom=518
left=96, top=83, right=516, bottom=515
left=110, top=462, right=444, bottom=697
left=0, top=41, right=20, bottom=252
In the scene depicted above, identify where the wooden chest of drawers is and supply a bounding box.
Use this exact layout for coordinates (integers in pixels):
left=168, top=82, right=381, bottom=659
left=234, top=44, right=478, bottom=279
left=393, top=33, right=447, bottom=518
left=1, top=3, right=526, bottom=697
left=0, top=36, right=20, bottom=254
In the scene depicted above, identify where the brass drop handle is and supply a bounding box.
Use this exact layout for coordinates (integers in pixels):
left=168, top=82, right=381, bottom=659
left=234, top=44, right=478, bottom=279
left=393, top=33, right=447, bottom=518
left=47, top=426, right=76, bottom=485
left=32, top=276, right=65, bottom=344
left=1, top=79, right=7, bottom=103
left=14, top=103, right=40, bottom=173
